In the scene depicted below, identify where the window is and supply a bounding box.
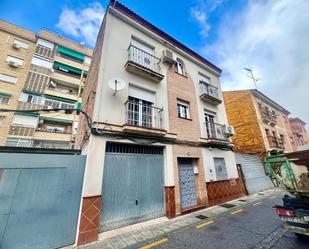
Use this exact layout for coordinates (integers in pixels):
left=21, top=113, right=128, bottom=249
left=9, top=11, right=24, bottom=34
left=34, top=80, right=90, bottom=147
left=6, top=138, right=32, bottom=147
left=33, top=140, right=71, bottom=149
left=12, top=114, right=38, bottom=128
left=19, top=93, right=44, bottom=105
left=6, top=55, right=24, bottom=66
left=176, top=58, right=185, bottom=76
left=44, top=98, right=75, bottom=110
left=214, top=158, right=228, bottom=180
left=31, top=56, right=53, bottom=69
left=127, top=96, right=154, bottom=128
left=130, top=38, right=155, bottom=71
left=0, top=94, right=11, bottom=104
left=0, top=73, right=17, bottom=84
left=37, top=38, right=54, bottom=50
left=177, top=100, right=190, bottom=119
left=13, top=39, right=29, bottom=49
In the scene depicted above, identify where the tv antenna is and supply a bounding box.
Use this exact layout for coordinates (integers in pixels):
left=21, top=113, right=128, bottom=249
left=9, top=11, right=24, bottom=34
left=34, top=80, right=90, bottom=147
left=244, top=68, right=260, bottom=89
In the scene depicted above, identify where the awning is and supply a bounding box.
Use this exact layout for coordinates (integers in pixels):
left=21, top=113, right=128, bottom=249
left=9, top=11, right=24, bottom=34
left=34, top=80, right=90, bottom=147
left=77, top=102, right=82, bottom=111
left=57, top=46, right=84, bottom=61
left=22, top=88, right=43, bottom=96
left=0, top=91, right=12, bottom=97
left=15, top=111, right=39, bottom=117
left=44, top=94, right=77, bottom=104
left=53, top=61, right=82, bottom=75
left=39, top=116, right=73, bottom=124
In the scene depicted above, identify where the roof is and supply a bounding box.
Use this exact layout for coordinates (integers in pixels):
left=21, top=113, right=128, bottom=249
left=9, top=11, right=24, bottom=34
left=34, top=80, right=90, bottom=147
left=223, top=89, right=290, bottom=114
left=0, top=19, right=36, bottom=42
left=108, top=0, right=221, bottom=74
left=289, top=117, right=306, bottom=125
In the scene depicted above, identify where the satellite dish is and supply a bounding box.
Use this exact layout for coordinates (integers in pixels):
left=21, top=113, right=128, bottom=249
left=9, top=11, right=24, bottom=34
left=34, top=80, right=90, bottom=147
left=108, top=78, right=126, bottom=96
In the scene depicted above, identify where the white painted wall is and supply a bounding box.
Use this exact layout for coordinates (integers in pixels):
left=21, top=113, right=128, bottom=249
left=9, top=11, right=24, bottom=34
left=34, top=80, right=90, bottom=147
left=202, top=148, right=238, bottom=182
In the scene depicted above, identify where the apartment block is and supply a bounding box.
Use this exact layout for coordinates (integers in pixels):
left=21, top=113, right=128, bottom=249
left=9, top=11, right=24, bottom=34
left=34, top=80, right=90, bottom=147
left=0, top=20, right=92, bottom=149
left=289, top=117, right=309, bottom=150
left=223, top=89, right=295, bottom=157
left=76, top=1, right=245, bottom=244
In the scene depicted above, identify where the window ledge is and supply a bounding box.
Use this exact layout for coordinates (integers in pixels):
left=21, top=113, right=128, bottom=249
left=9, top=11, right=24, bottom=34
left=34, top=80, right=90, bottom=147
left=178, top=116, right=192, bottom=121
left=174, top=71, right=188, bottom=78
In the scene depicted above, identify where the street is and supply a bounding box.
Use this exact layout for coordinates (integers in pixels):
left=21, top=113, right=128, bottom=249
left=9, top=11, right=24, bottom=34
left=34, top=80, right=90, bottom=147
left=131, top=195, right=309, bottom=249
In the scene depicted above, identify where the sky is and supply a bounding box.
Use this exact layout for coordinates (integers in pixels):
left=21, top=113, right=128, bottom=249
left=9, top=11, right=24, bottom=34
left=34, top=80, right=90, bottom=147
left=1, top=0, right=308, bottom=126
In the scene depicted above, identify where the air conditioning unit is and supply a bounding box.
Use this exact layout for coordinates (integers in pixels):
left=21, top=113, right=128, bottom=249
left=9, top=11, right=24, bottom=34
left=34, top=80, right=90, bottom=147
left=162, top=49, right=176, bottom=64
left=12, top=41, right=20, bottom=49
left=8, top=60, right=19, bottom=68
left=225, top=125, right=235, bottom=137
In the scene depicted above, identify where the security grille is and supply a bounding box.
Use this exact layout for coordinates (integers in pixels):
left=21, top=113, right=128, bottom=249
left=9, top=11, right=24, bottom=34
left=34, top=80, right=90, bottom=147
left=105, top=142, right=163, bottom=154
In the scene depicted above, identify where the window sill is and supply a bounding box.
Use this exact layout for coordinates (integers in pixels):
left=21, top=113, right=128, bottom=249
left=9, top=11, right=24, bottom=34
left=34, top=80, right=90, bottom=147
left=178, top=116, right=192, bottom=121
left=174, top=71, right=188, bottom=78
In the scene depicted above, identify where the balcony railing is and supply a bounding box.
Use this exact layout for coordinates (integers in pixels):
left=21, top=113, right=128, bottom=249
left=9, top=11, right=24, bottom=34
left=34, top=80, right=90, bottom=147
left=259, top=106, right=277, bottom=124
left=47, top=87, right=78, bottom=96
left=127, top=45, right=161, bottom=74
left=199, top=81, right=222, bottom=105
left=205, top=121, right=228, bottom=141
left=124, top=100, right=164, bottom=130
left=267, top=135, right=285, bottom=149
left=36, top=127, right=71, bottom=134
left=35, top=45, right=53, bottom=59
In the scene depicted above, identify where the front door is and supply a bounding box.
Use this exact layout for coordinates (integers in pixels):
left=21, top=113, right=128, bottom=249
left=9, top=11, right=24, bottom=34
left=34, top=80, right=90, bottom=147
left=178, top=159, right=197, bottom=209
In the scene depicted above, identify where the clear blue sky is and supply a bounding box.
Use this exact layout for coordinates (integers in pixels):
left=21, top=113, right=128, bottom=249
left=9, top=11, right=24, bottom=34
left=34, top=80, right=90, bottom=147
left=1, top=0, right=308, bottom=123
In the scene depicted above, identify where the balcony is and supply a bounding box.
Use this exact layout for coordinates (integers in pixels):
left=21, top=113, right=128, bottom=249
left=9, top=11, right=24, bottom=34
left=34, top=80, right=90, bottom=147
left=122, top=100, right=166, bottom=136
left=259, top=106, right=277, bottom=126
left=35, top=45, right=54, bottom=59
left=125, top=45, right=164, bottom=82
left=204, top=121, right=230, bottom=145
left=267, top=135, right=285, bottom=151
left=199, top=81, right=222, bottom=105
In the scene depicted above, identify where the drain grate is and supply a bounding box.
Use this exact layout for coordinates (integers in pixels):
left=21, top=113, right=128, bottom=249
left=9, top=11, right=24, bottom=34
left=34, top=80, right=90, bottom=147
left=219, top=203, right=236, bottom=209
left=238, top=199, right=247, bottom=202
left=195, top=215, right=208, bottom=220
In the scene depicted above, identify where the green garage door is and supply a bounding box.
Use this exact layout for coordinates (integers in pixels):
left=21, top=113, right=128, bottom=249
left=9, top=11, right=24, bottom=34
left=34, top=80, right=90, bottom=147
left=100, top=143, right=164, bottom=231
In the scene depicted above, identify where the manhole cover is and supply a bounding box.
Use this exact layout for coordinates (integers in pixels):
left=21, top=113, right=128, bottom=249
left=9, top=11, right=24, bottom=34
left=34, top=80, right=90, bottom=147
left=238, top=199, right=247, bottom=202
left=219, top=203, right=236, bottom=209
left=196, top=215, right=208, bottom=220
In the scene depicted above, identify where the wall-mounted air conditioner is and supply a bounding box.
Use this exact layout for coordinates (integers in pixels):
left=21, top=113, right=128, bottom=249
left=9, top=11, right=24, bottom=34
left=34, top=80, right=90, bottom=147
left=162, top=49, right=176, bottom=65
left=8, top=60, right=19, bottom=68
left=12, top=41, right=21, bottom=49
left=225, top=125, right=235, bottom=137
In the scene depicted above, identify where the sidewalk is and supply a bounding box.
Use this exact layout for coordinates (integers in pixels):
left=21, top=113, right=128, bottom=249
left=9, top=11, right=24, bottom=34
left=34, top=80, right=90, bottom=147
left=77, top=188, right=283, bottom=249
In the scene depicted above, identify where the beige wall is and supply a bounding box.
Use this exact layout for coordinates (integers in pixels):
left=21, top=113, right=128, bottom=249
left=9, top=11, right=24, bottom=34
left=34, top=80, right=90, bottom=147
left=0, top=21, right=36, bottom=145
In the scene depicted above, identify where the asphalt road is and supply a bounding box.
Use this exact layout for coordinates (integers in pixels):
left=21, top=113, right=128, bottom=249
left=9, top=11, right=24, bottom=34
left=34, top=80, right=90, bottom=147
left=135, top=195, right=309, bottom=249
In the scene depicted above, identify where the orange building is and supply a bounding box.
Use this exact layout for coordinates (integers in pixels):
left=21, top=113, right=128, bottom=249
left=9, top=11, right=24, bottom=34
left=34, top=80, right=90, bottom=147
left=223, top=89, right=295, bottom=158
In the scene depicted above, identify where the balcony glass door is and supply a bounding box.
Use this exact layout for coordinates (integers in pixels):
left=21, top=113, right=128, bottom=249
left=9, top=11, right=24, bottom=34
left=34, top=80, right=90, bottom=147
left=205, top=113, right=216, bottom=138
left=128, top=96, right=154, bottom=128
left=130, top=39, right=155, bottom=71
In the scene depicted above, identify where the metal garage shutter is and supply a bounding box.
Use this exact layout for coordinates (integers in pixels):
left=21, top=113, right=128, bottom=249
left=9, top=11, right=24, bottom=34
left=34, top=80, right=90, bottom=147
left=235, top=153, right=273, bottom=194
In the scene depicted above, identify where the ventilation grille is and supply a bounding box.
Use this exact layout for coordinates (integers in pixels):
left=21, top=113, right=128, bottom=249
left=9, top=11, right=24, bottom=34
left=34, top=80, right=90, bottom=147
left=105, top=142, right=163, bottom=154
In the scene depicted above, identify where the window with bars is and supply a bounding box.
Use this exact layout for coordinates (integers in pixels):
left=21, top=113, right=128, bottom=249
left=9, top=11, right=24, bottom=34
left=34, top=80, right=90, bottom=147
left=214, top=157, right=228, bottom=180
left=5, top=138, right=32, bottom=147
left=127, top=96, right=154, bottom=128
left=0, top=94, right=10, bottom=104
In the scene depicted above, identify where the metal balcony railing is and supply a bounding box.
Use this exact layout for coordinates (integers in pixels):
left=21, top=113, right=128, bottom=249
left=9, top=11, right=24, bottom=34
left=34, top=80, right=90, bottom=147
left=259, top=106, right=277, bottom=123
left=125, top=100, right=164, bottom=130
left=199, top=81, right=220, bottom=100
left=127, top=45, right=161, bottom=74
left=267, top=135, right=285, bottom=149
left=205, top=121, right=228, bottom=141
left=35, top=44, right=53, bottom=59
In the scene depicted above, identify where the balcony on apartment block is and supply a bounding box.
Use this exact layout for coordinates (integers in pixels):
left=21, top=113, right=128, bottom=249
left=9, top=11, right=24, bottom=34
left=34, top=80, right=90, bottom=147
left=35, top=44, right=54, bottom=59
left=45, top=80, right=79, bottom=101
left=267, top=135, right=285, bottom=151
left=203, top=121, right=230, bottom=145
left=122, top=100, right=166, bottom=136
left=125, top=45, right=164, bottom=82
left=199, top=81, right=222, bottom=105
left=34, top=118, right=72, bottom=141
left=259, top=106, right=277, bottom=126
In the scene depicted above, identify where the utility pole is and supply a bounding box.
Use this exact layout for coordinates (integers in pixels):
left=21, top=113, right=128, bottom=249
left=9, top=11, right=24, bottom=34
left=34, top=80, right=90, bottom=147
left=244, top=67, right=259, bottom=89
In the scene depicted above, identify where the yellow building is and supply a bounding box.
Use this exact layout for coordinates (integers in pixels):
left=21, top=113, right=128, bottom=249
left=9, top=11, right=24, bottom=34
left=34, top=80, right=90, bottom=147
left=0, top=20, right=93, bottom=149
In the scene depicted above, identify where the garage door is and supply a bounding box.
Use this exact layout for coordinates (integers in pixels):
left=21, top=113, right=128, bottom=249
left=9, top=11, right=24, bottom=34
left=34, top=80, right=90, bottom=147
left=235, top=153, right=273, bottom=194
left=0, top=153, right=85, bottom=249
left=100, top=143, right=164, bottom=232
